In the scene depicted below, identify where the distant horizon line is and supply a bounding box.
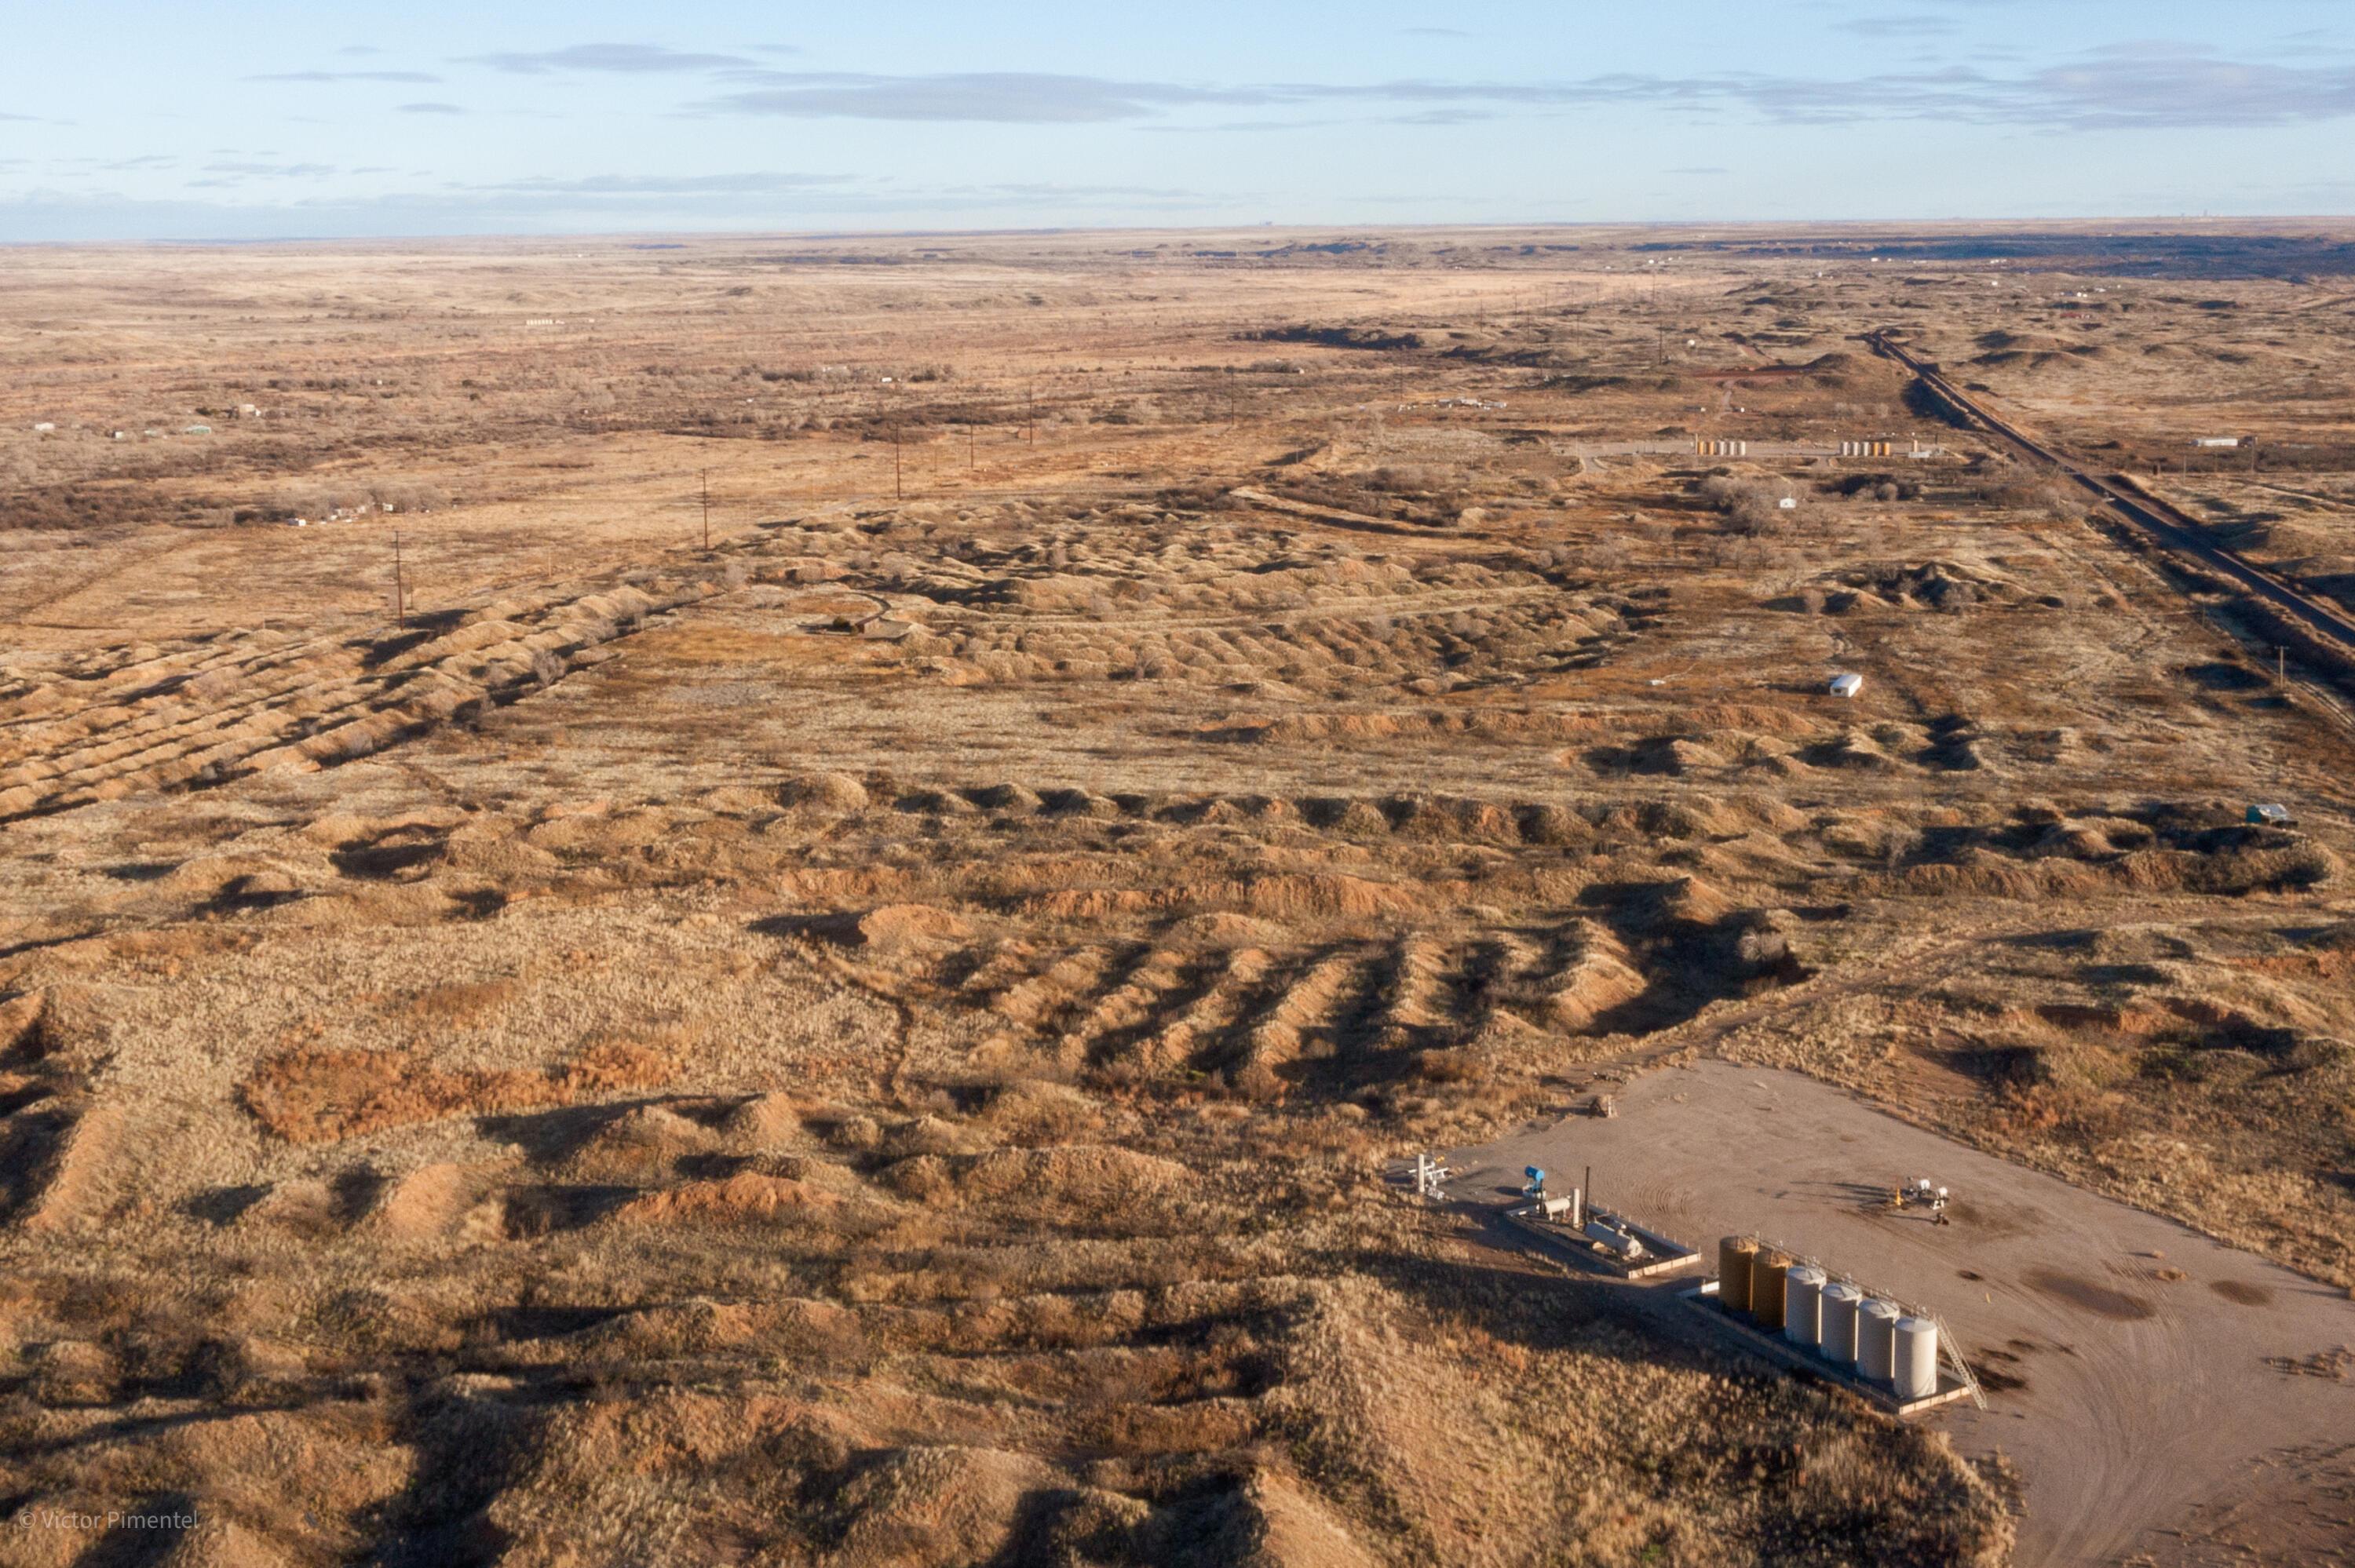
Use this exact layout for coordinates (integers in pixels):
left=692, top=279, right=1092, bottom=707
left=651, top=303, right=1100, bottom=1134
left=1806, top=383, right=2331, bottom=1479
left=5, top=213, right=2355, bottom=249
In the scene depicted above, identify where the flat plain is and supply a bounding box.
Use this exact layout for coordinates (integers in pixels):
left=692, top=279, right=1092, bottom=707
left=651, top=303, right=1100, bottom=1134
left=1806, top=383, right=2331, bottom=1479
left=1, top=224, right=2351, bottom=1566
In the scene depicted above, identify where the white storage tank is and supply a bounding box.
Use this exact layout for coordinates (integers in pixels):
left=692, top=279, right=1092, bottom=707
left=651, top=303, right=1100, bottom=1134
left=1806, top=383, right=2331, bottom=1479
left=1857, top=1299, right=1900, bottom=1382
left=1583, top=1217, right=1645, bottom=1260
left=1819, top=1282, right=1863, bottom=1364
left=1894, top=1316, right=1940, bottom=1400
left=1783, top=1266, right=1826, bottom=1349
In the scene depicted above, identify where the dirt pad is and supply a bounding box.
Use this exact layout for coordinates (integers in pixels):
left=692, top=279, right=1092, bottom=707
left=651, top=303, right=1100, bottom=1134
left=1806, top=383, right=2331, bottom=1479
left=1457, top=1061, right=2355, bottom=1568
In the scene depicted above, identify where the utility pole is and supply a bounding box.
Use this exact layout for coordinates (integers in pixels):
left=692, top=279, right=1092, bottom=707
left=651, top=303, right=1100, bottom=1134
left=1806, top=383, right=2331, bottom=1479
left=967, top=421, right=975, bottom=469
left=700, top=468, right=710, bottom=550
left=1027, top=385, right=1036, bottom=445
left=392, top=530, right=407, bottom=629
left=893, top=424, right=903, bottom=500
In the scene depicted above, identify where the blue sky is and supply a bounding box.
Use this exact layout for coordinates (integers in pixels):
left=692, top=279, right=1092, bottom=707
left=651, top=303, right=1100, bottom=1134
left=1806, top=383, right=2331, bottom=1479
left=3, top=1, right=2352, bottom=240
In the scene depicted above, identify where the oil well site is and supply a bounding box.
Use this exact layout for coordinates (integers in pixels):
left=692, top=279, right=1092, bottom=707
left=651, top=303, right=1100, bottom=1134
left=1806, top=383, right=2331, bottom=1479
left=2, top=224, right=2353, bottom=1566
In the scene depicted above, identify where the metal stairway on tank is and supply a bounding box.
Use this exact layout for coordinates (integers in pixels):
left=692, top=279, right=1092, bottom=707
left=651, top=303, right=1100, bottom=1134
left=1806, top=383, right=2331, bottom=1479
left=1931, top=1313, right=1988, bottom=1410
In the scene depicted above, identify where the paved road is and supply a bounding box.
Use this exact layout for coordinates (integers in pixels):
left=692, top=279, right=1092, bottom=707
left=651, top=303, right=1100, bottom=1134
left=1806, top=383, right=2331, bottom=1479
left=1864, top=330, right=2355, bottom=654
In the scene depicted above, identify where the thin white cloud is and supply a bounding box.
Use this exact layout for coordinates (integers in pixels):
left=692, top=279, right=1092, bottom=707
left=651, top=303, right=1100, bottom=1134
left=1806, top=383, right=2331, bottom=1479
left=203, top=160, right=336, bottom=177
left=699, top=71, right=1265, bottom=123
left=247, top=69, right=443, bottom=84
left=462, top=43, right=757, bottom=75
left=1842, top=15, right=1962, bottom=39
left=680, top=49, right=2355, bottom=129
left=1141, top=117, right=1354, bottom=134
left=1385, top=108, right=1495, bottom=125
left=0, top=173, right=1234, bottom=242
left=466, top=171, right=852, bottom=195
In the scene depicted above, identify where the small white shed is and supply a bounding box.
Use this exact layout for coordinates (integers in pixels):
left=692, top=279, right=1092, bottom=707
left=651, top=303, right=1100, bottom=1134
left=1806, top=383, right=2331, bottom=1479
left=1828, top=673, right=1864, bottom=698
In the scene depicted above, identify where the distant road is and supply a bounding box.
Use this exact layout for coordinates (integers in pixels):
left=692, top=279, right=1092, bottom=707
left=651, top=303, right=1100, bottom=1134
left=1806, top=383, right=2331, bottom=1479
left=1863, top=329, right=2355, bottom=654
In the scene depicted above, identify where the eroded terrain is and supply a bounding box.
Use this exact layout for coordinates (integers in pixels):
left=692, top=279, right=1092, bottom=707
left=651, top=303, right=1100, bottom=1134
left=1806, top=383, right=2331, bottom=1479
left=2, top=226, right=2352, bottom=1566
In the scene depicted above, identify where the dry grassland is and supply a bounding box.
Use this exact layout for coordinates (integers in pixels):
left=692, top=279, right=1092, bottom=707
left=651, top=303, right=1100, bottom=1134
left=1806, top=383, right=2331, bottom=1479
left=2, top=223, right=2353, bottom=1566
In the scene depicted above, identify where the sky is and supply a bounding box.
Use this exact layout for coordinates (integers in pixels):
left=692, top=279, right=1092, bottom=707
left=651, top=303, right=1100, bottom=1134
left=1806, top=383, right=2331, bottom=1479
left=2, top=0, right=2353, bottom=241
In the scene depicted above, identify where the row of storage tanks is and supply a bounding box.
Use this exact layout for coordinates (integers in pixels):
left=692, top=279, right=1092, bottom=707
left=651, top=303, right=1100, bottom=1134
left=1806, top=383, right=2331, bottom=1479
left=1719, top=1236, right=1941, bottom=1400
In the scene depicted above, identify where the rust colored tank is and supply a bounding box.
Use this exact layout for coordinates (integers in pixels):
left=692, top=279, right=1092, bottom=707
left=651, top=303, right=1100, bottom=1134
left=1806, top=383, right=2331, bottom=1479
left=1749, top=1249, right=1792, bottom=1330
left=1718, top=1236, right=1758, bottom=1314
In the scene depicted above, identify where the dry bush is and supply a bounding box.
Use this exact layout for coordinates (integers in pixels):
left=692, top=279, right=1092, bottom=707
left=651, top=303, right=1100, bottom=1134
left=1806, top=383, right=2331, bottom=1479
left=1696, top=474, right=1800, bottom=536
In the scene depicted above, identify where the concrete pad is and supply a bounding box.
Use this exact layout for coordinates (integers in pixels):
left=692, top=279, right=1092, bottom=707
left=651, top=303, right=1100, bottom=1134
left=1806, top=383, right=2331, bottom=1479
left=1451, top=1059, right=2355, bottom=1568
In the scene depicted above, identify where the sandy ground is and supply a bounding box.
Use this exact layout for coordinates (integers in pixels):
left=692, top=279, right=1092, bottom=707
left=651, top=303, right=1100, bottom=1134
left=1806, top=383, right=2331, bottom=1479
left=1451, top=1060, right=2355, bottom=1568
